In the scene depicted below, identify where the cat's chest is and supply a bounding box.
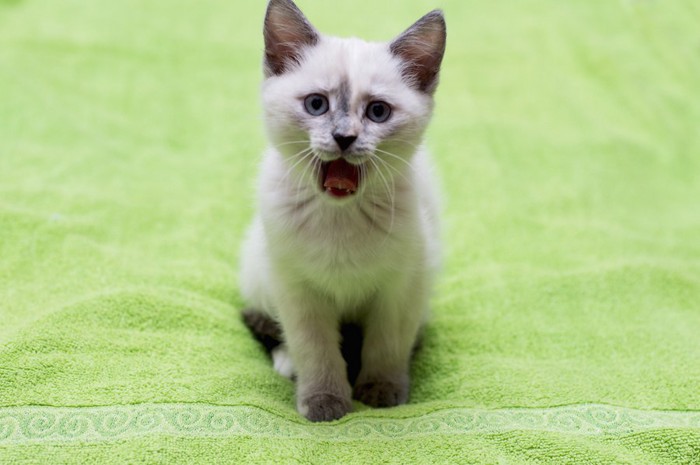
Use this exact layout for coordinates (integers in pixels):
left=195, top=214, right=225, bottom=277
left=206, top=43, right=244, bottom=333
left=267, top=199, right=417, bottom=276
left=296, top=224, right=385, bottom=270
left=282, top=215, right=409, bottom=306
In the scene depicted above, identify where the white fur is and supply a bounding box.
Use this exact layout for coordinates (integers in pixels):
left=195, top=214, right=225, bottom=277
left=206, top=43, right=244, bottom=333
left=240, top=18, right=442, bottom=420
left=271, top=345, right=296, bottom=379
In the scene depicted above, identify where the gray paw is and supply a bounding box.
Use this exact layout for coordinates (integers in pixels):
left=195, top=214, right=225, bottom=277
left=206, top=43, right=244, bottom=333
left=353, top=379, right=408, bottom=408
left=301, top=393, right=352, bottom=422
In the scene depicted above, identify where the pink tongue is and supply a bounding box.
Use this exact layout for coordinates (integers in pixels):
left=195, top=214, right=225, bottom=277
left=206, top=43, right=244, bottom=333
left=323, top=159, right=359, bottom=193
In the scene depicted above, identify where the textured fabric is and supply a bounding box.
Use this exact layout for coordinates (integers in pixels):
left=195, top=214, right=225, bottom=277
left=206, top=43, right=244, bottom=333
left=1, top=0, right=699, bottom=463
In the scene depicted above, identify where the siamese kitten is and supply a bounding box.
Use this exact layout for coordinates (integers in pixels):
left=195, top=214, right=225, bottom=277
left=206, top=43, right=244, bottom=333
left=240, top=0, right=446, bottom=422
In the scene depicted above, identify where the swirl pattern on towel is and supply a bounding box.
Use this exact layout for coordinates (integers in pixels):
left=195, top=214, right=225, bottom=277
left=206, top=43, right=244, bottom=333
left=1, top=404, right=699, bottom=444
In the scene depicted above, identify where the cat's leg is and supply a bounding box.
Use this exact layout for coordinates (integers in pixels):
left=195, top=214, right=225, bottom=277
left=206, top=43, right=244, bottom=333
left=241, top=219, right=300, bottom=379
left=242, top=309, right=283, bottom=352
left=271, top=344, right=295, bottom=379
left=353, top=271, right=428, bottom=408
left=242, top=309, right=296, bottom=379
left=275, top=288, right=352, bottom=422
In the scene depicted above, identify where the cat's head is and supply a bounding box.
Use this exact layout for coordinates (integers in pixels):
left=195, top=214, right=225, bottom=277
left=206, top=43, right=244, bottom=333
left=261, top=0, right=446, bottom=201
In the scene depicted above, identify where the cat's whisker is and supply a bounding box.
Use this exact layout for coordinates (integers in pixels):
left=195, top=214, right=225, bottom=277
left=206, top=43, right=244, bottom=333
left=372, top=154, right=410, bottom=183
left=374, top=156, right=400, bottom=200
left=358, top=163, right=378, bottom=230
left=285, top=146, right=314, bottom=163
left=388, top=138, right=420, bottom=149
left=294, top=154, right=314, bottom=196
left=374, top=147, right=410, bottom=160
left=373, top=148, right=413, bottom=173
left=358, top=160, right=394, bottom=236
left=277, top=148, right=315, bottom=193
left=370, top=154, right=399, bottom=192
left=281, top=148, right=314, bottom=181
left=304, top=157, right=320, bottom=196
left=273, top=140, right=311, bottom=149
left=293, top=152, right=319, bottom=205
left=367, top=156, right=396, bottom=236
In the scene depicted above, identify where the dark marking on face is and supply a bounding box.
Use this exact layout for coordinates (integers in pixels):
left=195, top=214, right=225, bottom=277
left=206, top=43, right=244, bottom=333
left=331, top=80, right=354, bottom=137
left=337, top=80, right=350, bottom=114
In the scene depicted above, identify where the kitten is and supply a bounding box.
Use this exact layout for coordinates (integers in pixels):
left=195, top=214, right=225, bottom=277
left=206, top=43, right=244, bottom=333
left=240, top=0, right=446, bottom=422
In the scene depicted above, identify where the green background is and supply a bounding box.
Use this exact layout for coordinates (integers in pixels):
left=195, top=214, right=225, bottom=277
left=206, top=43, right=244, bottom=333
left=1, top=0, right=699, bottom=463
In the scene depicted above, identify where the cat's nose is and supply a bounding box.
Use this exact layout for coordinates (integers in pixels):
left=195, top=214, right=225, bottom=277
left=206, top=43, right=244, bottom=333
left=333, top=134, right=357, bottom=152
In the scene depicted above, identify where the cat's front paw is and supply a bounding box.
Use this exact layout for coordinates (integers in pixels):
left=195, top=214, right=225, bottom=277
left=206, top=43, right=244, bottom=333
left=299, top=393, right=352, bottom=422
left=353, top=378, right=409, bottom=408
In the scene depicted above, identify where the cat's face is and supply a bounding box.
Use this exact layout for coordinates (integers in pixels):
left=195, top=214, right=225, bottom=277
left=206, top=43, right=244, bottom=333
left=261, top=0, right=445, bottom=201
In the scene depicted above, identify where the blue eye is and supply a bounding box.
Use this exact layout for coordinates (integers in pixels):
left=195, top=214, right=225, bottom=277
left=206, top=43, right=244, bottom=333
left=366, top=101, right=391, bottom=123
left=304, top=94, right=329, bottom=116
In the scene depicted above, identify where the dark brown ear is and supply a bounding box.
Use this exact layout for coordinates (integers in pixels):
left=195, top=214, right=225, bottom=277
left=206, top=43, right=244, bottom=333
left=390, top=10, right=446, bottom=93
left=263, top=0, right=320, bottom=77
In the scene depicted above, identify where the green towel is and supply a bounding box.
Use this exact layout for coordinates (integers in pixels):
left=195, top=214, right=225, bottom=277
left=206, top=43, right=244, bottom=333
left=1, top=0, right=699, bottom=463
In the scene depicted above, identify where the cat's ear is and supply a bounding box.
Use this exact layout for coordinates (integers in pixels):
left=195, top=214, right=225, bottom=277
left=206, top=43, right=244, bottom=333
left=263, top=0, right=320, bottom=77
left=390, top=10, right=446, bottom=93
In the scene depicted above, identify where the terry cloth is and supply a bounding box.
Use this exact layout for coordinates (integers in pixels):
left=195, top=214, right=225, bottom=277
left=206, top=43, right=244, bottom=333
left=1, top=0, right=699, bottom=463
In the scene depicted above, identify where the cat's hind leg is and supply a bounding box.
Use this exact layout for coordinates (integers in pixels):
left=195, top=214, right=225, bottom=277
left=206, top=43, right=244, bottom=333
left=242, top=309, right=283, bottom=351
left=242, top=309, right=296, bottom=379
left=271, top=344, right=295, bottom=379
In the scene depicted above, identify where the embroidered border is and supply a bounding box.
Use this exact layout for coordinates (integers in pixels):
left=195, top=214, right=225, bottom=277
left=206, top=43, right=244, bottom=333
left=1, top=403, right=699, bottom=444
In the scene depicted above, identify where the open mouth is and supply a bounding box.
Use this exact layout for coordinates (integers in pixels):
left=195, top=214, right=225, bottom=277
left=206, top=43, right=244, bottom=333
left=320, top=158, right=360, bottom=198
